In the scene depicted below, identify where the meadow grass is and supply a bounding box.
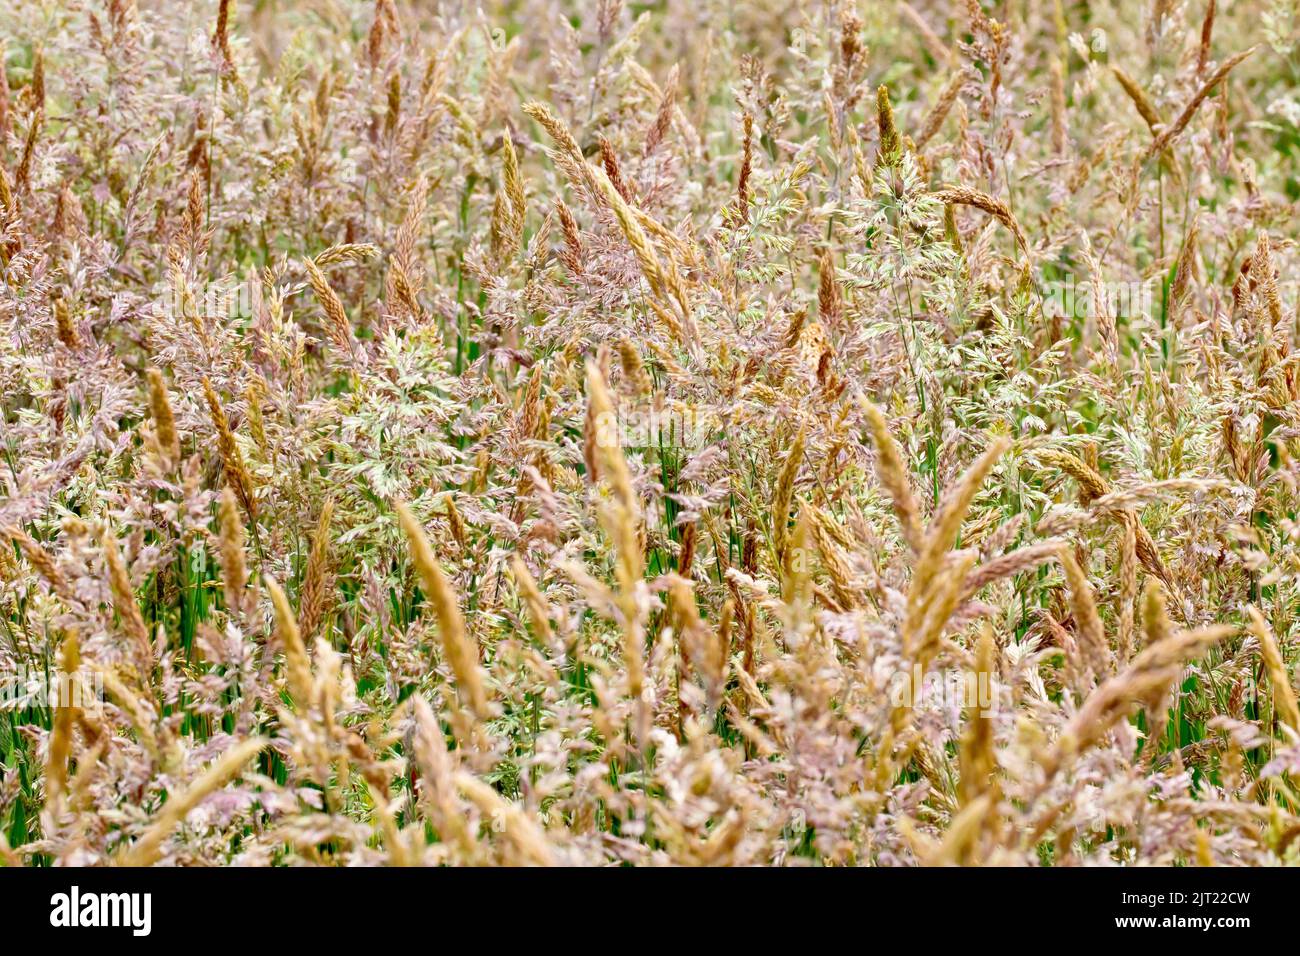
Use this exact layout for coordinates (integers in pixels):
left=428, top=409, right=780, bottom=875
left=1, top=0, right=1300, bottom=865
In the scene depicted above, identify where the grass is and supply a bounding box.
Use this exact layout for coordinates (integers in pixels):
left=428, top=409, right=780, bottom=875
left=0, top=0, right=1299, bottom=866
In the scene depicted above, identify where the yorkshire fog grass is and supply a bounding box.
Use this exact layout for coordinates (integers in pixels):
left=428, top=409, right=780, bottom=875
left=2, top=0, right=1300, bottom=866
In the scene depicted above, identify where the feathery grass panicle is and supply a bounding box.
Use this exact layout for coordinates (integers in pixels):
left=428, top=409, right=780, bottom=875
left=521, top=100, right=603, bottom=202
left=875, top=85, right=901, bottom=167
left=509, top=555, right=555, bottom=646
left=931, top=185, right=1029, bottom=256
left=314, top=242, right=380, bottom=268
left=592, top=167, right=696, bottom=346
left=146, top=367, right=180, bottom=472
left=298, top=498, right=335, bottom=640
left=616, top=338, right=652, bottom=398
left=900, top=434, right=1010, bottom=667
left=583, top=360, right=646, bottom=705
left=1043, top=619, right=1235, bottom=783
left=959, top=625, right=997, bottom=810
left=30, top=47, right=44, bottom=117
left=817, top=247, right=842, bottom=325
left=303, top=257, right=355, bottom=358
left=1143, top=46, right=1256, bottom=162
left=521, top=101, right=583, bottom=166
left=213, top=0, right=233, bottom=62
left=772, top=428, right=805, bottom=562
left=961, top=539, right=1065, bottom=601
left=203, top=377, right=257, bottom=521
left=1251, top=231, right=1284, bottom=329
left=917, top=70, right=966, bottom=150
left=443, top=493, right=467, bottom=551
left=8, top=527, right=76, bottom=604
left=52, top=297, right=79, bottom=349
left=1117, top=517, right=1138, bottom=663
left=919, top=435, right=1010, bottom=570
left=860, top=399, right=923, bottom=552
left=14, top=109, right=40, bottom=195
left=1169, top=217, right=1200, bottom=324
left=0, top=40, right=9, bottom=143
left=1049, top=57, right=1067, bottom=154
left=1112, top=66, right=1162, bottom=132
left=1247, top=606, right=1300, bottom=734
left=598, top=134, right=633, bottom=203
left=584, top=360, right=638, bottom=523
left=410, top=695, right=476, bottom=858
left=45, top=630, right=80, bottom=803
left=118, top=737, right=267, bottom=866
left=396, top=501, right=490, bottom=720
left=102, top=526, right=154, bottom=677
left=456, top=773, right=556, bottom=866
left=490, top=129, right=526, bottom=263
left=737, top=112, right=754, bottom=218
left=644, top=63, right=678, bottom=155
left=554, top=196, right=583, bottom=272
left=95, top=663, right=167, bottom=766
left=1038, top=448, right=1173, bottom=587
left=265, top=575, right=313, bottom=711
left=0, top=165, right=15, bottom=220
left=1057, top=546, right=1113, bottom=681
left=217, top=487, right=248, bottom=618
left=1141, top=577, right=1172, bottom=650
left=1197, top=0, right=1217, bottom=75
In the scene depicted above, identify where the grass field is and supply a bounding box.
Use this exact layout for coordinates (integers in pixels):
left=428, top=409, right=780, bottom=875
left=2, top=0, right=1300, bottom=866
